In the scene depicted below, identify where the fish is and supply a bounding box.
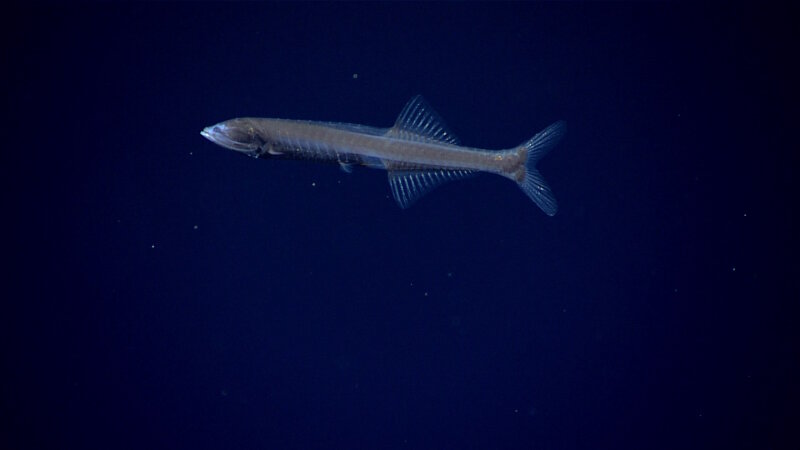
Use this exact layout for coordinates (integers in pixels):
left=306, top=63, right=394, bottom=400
left=201, top=96, right=565, bottom=215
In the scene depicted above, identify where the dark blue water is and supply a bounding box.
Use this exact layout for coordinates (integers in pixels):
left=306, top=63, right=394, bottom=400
left=4, top=3, right=796, bottom=449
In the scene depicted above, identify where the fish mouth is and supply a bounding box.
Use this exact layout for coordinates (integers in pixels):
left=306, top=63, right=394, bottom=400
left=200, top=125, right=259, bottom=152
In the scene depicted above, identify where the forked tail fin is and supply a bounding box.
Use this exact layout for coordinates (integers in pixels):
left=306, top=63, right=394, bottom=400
left=516, top=121, right=566, bottom=216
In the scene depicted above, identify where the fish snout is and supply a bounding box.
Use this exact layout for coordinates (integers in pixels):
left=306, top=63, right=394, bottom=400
left=200, top=124, right=223, bottom=141
left=201, top=120, right=261, bottom=153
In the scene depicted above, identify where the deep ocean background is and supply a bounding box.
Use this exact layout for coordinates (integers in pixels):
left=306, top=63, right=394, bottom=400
left=3, top=3, right=798, bottom=449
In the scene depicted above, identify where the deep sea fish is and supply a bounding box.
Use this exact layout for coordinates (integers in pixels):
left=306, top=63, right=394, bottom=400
left=201, top=96, right=565, bottom=215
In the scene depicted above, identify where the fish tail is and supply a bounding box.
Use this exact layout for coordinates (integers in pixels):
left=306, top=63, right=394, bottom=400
left=514, top=121, right=566, bottom=216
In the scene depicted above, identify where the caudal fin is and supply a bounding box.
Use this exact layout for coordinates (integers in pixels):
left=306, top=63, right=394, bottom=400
left=517, top=121, right=566, bottom=216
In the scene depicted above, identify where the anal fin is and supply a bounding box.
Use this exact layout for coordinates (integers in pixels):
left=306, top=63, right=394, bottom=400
left=388, top=168, right=474, bottom=208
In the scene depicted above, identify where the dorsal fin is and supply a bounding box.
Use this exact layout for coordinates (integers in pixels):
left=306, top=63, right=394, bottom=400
left=385, top=95, right=460, bottom=145
left=388, top=168, right=474, bottom=208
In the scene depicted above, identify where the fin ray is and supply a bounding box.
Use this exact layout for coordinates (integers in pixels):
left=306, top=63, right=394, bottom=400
left=385, top=95, right=460, bottom=145
left=388, top=168, right=474, bottom=208
left=516, top=121, right=566, bottom=216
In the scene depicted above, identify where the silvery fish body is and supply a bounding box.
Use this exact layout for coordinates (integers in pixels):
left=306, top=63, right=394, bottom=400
left=201, top=96, right=565, bottom=215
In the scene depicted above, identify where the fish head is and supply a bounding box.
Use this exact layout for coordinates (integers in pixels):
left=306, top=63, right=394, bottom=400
left=201, top=118, right=265, bottom=154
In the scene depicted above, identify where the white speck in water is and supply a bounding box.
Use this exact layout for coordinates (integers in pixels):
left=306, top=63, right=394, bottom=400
left=311, top=182, right=316, bottom=187
left=352, top=73, right=358, bottom=79
left=193, top=225, right=198, bottom=230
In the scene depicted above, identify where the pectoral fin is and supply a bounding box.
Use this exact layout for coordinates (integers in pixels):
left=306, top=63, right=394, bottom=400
left=339, top=162, right=354, bottom=173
